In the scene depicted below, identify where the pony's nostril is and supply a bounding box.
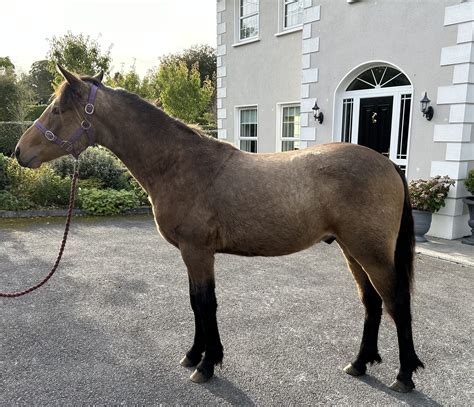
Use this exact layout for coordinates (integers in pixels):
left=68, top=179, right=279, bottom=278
left=15, top=146, right=21, bottom=159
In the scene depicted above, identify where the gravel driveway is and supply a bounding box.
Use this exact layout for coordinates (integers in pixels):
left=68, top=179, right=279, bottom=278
left=1, top=215, right=472, bottom=405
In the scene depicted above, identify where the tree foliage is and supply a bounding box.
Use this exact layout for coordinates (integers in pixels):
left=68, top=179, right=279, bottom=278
left=0, top=56, right=15, bottom=76
left=156, top=61, right=213, bottom=123
left=105, top=63, right=157, bottom=99
left=47, top=32, right=112, bottom=87
left=160, top=44, right=216, bottom=85
left=28, top=60, right=55, bottom=104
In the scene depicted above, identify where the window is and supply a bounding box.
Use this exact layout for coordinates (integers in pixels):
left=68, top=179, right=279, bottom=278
left=346, top=66, right=410, bottom=91
left=397, top=94, right=411, bottom=160
left=341, top=98, right=354, bottom=143
left=281, top=105, right=300, bottom=151
left=283, top=0, right=303, bottom=29
left=239, top=107, right=258, bottom=152
left=240, top=0, right=259, bottom=40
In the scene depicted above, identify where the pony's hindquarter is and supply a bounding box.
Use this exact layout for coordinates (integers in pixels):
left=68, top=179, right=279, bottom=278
left=340, top=162, right=423, bottom=392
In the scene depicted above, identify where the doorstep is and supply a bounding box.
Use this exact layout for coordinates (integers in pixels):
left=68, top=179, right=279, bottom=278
left=416, top=236, right=474, bottom=267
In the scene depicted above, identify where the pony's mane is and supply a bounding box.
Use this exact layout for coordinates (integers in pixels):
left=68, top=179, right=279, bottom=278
left=53, top=75, right=219, bottom=144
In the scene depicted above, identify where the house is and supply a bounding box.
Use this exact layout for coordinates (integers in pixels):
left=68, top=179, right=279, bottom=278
left=216, top=0, right=474, bottom=240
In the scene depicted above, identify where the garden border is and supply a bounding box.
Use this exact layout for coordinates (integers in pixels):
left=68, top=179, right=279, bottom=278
left=0, top=207, right=152, bottom=219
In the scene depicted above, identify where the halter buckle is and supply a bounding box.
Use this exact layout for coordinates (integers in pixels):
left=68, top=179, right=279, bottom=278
left=84, top=103, right=95, bottom=115
left=44, top=130, right=55, bottom=141
left=81, top=120, right=92, bottom=130
left=61, top=140, right=74, bottom=153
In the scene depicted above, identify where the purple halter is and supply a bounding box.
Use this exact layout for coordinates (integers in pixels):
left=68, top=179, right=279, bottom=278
left=34, top=84, right=99, bottom=159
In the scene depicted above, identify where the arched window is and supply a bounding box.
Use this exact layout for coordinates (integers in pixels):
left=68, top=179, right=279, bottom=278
left=346, top=66, right=410, bottom=91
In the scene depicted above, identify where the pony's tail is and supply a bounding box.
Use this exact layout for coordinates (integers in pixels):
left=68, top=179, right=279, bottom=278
left=393, top=164, right=415, bottom=291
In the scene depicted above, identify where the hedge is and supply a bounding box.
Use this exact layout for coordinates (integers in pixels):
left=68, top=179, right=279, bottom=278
left=0, top=121, right=32, bottom=156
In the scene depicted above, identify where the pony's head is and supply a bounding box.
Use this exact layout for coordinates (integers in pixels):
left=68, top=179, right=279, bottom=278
left=15, top=65, right=103, bottom=168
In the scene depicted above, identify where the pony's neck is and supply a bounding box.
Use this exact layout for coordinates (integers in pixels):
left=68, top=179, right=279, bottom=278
left=94, top=87, right=223, bottom=196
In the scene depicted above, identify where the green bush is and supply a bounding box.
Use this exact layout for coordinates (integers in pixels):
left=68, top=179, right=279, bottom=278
left=26, top=104, right=48, bottom=121
left=465, top=169, right=474, bottom=195
left=0, top=122, right=32, bottom=156
left=79, top=188, right=140, bottom=215
left=0, top=153, right=8, bottom=190
left=0, top=190, right=31, bottom=210
left=129, top=177, right=150, bottom=206
left=3, top=155, right=70, bottom=208
left=50, top=147, right=130, bottom=189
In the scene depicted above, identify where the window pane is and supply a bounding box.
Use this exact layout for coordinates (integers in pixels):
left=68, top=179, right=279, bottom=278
left=241, top=139, right=257, bottom=153
left=281, top=105, right=300, bottom=151
left=240, top=15, right=259, bottom=39
left=284, top=0, right=303, bottom=28
left=397, top=94, right=411, bottom=159
left=341, top=98, right=353, bottom=143
left=241, top=0, right=258, bottom=17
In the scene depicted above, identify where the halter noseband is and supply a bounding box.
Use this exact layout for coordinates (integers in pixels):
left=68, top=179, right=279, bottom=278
left=34, top=84, right=99, bottom=159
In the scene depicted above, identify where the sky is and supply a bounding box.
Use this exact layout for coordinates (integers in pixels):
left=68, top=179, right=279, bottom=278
left=2, top=0, right=216, bottom=77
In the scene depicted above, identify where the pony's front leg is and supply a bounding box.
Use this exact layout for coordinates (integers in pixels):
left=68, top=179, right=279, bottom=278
left=179, top=277, right=206, bottom=368
left=180, top=244, right=223, bottom=383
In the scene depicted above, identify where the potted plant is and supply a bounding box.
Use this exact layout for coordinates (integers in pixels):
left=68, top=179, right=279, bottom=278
left=409, top=175, right=455, bottom=242
left=462, top=169, right=474, bottom=245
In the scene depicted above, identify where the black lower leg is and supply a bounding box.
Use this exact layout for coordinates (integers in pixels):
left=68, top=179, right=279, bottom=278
left=191, top=280, right=223, bottom=383
left=350, top=283, right=383, bottom=374
left=182, top=279, right=206, bottom=367
left=390, top=288, right=424, bottom=392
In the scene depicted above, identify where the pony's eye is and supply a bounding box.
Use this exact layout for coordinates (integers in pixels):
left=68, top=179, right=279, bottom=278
left=52, top=106, right=60, bottom=115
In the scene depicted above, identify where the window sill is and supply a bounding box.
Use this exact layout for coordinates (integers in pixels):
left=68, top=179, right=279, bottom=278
left=274, top=26, right=303, bottom=37
left=232, top=37, right=260, bottom=47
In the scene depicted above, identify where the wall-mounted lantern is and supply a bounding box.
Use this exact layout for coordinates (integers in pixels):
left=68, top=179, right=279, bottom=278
left=312, top=100, right=324, bottom=124
left=420, top=92, right=434, bottom=121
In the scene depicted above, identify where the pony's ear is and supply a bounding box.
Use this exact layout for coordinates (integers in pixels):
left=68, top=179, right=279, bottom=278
left=93, top=70, right=104, bottom=83
left=57, top=64, right=83, bottom=91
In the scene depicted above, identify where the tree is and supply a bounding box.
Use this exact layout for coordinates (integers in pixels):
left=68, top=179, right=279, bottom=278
left=106, top=63, right=143, bottom=96
left=47, top=32, right=112, bottom=87
left=160, top=44, right=216, bottom=85
left=28, top=60, right=55, bottom=104
left=0, top=74, right=34, bottom=121
left=0, top=57, right=15, bottom=76
left=155, top=61, right=213, bottom=124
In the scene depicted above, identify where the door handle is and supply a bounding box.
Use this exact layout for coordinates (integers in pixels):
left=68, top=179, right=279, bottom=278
left=371, top=112, right=378, bottom=124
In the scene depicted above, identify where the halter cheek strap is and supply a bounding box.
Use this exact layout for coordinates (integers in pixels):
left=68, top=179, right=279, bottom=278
left=34, top=84, right=99, bottom=159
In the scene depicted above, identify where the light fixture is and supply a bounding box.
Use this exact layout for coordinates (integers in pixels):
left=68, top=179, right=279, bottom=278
left=420, top=92, right=434, bottom=121
left=312, top=100, right=324, bottom=124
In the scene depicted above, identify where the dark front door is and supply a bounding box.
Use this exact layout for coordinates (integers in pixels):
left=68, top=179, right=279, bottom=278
left=358, top=96, right=393, bottom=157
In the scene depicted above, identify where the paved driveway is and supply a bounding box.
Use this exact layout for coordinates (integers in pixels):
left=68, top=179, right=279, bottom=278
left=1, top=216, right=472, bottom=406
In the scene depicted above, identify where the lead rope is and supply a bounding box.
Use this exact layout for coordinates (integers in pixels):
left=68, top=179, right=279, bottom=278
left=0, top=160, right=79, bottom=298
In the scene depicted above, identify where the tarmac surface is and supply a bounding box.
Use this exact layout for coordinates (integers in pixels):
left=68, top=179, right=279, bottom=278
left=1, top=215, right=473, bottom=406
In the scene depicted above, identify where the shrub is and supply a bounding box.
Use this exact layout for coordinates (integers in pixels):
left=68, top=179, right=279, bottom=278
left=79, top=188, right=140, bottom=215
left=129, top=177, right=150, bottom=206
left=50, top=147, right=130, bottom=189
left=0, top=153, right=8, bottom=189
left=0, top=121, right=32, bottom=156
left=0, top=190, right=31, bottom=210
left=409, top=176, right=455, bottom=213
left=3, top=155, right=71, bottom=208
left=465, top=169, right=474, bottom=195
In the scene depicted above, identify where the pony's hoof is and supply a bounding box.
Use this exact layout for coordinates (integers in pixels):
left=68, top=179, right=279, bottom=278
left=389, top=379, right=415, bottom=393
left=190, top=368, right=213, bottom=383
left=180, top=355, right=199, bottom=368
left=343, top=363, right=365, bottom=377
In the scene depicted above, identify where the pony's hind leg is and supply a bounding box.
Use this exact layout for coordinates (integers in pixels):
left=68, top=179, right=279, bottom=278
left=341, top=252, right=383, bottom=377
left=354, top=251, right=424, bottom=392
left=180, top=244, right=223, bottom=383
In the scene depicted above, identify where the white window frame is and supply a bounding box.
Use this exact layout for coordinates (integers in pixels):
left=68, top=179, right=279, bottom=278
left=283, top=0, right=303, bottom=30
left=276, top=102, right=301, bottom=152
left=235, top=104, right=258, bottom=152
left=237, top=0, right=260, bottom=42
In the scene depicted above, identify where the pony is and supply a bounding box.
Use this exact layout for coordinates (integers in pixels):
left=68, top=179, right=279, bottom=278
left=15, top=66, right=423, bottom=392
